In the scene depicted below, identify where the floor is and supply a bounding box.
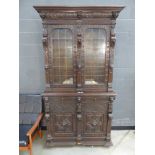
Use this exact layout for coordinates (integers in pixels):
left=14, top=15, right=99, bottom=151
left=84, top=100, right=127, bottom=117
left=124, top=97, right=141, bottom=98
left=19, top=130, right=135, bottom=155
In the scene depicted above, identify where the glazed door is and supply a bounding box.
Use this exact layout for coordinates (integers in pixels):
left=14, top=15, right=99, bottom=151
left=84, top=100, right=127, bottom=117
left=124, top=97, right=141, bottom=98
left=82, top=26, right=110, bottom=91
left=47, top=25, right=76, bottom=87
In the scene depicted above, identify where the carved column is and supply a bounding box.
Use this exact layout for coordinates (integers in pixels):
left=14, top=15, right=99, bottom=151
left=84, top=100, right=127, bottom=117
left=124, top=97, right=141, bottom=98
left=105, top=41, right=110, bottom=85
left=108, top=22, right=116, bottom=91
left=42, top=24, right=50, bottom=88
left=76, top=96, right=82, bottom=144
left=43, top=96, right=53, bottom=145
left=106, top=96, right=115, bottom=144
left=76, top=21, right=84, bottom=91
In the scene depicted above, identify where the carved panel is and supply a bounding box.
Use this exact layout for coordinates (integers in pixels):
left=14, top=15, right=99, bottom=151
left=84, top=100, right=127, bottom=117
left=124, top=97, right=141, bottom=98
left=84, top=113, right=104, bottom=134
left=54, top=114, right=74, bottom=133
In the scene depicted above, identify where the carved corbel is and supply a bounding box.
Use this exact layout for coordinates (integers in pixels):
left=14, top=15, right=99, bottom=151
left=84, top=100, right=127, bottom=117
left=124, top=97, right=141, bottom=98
left=39, top=12, right=46, bottom=20
left=112, top=11, right=119, bottom=19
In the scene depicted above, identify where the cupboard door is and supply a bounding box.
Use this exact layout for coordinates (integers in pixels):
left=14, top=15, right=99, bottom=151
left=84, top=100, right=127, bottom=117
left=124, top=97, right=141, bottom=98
left=83, top=26, right=110, bottom=89
left=49, top=97, right=76, bottom=138
left=82, top=97, right=108, bottom=137
left=48, top=26, right=76, bottom=87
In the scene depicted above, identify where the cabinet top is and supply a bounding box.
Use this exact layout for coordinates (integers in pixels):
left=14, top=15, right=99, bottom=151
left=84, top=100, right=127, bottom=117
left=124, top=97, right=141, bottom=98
left=33, top=5, right=124, bottom=10
left=34, top=5, right=124, bottom=20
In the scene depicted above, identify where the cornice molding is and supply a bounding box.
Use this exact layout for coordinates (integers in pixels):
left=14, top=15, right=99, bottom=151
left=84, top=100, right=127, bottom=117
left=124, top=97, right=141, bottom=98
left=34, top=6, right=125, bottom=20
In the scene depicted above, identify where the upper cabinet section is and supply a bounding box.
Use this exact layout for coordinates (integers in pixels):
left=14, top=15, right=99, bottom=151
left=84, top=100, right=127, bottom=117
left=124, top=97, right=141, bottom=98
left=34, top=6, right=124, bottom=92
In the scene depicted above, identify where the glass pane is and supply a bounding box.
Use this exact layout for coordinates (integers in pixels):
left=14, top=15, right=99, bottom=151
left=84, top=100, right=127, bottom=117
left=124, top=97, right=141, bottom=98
left=84, top=28, right=106, bottom=85
left=52, top=28, right=73, bottom=85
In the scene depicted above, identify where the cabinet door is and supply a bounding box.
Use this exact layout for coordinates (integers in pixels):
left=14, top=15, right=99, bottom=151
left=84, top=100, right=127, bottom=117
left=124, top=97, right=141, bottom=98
left=48, top=26, right=76, bottom=87
left=82, top=97, right=108, bottom=137
left=82, top=26, right=110, bottom=89
left=49, top=97, right=76, bottom=138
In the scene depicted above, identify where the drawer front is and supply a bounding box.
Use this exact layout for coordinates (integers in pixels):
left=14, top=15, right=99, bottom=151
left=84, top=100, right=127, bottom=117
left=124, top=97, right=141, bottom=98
left=49, top=97, right=76, bottom=113
left=83, top=97, right=109, bottom=113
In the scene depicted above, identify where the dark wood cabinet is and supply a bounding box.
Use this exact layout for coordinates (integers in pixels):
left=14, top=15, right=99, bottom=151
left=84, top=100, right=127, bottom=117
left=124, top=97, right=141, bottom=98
left=34, top=6, right=124, bottom=146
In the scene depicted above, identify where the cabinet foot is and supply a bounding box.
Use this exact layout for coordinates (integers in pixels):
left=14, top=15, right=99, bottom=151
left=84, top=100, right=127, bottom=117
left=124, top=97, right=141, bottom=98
left=104, top=140, right=113, bottom=147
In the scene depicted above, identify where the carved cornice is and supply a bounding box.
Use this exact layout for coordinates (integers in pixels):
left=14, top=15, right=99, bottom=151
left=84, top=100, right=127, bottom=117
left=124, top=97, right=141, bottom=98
left=34, top=6, right=124, bottom=20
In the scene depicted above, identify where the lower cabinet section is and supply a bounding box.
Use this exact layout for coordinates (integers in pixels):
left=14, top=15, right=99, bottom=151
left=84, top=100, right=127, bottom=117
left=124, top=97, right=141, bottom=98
left=43, top=95, right=114, bottom=146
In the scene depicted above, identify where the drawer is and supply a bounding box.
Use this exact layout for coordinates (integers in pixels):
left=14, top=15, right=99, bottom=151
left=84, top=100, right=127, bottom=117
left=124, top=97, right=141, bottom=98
left=82, top=97, right=109, bottom=113
left=44, top=96, right=76, bottom=113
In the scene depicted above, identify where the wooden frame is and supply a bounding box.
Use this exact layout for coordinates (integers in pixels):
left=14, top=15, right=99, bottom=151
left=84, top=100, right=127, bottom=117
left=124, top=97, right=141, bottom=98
left=19, top=113, right=43, bottom=155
